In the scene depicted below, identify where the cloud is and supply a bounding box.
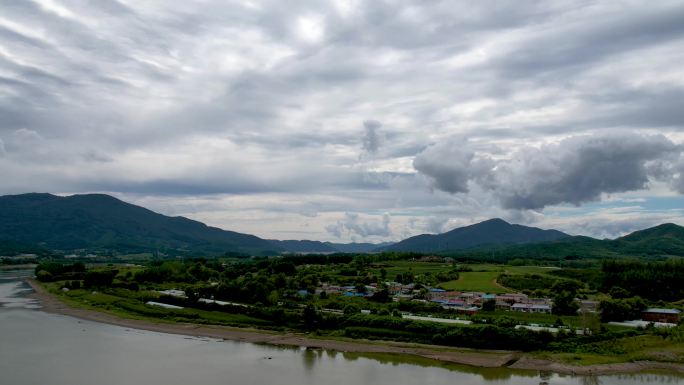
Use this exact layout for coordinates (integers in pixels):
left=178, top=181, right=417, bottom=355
left=361, top=119, right=382, bottom=154
left=1, top=1, right=684, bottom=240
left=414, top=132, right=683, bottom=210
left=326, top=212, right=391, bottom=238
left=413, top=138, right=496, bottom=194
left=0, top=138, right=5, bottom=157
left=671, top=159, right=684, bottom=194
left=495, top=133, right=681, bottom=209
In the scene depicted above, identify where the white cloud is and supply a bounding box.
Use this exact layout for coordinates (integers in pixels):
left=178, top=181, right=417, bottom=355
left=1, top=1, right=684, bottom=240
left=326, top=212, right=391, bottom=239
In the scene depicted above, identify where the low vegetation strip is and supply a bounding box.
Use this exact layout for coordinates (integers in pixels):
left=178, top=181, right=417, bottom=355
left=26, top=279, right=684, bottom=375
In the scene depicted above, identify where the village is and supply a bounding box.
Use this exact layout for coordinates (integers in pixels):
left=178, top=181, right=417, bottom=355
left=314, top=281, right=682, bottom=328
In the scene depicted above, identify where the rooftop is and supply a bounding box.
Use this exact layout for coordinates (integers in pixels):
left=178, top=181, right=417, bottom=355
left=643, top=308, right=681, bottom=314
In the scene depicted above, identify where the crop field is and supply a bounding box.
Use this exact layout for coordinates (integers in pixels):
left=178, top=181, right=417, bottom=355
left=436, top=265, right=561, bottom=293
left=439, top=271, right=510, bottom=293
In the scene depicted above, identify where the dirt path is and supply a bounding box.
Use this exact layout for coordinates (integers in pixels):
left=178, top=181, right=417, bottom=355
left=25, top=279, right=684, bottom=375
left=491, top=277, right=510, bottom=292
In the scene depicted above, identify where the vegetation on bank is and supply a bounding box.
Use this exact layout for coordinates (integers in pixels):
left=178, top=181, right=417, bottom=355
left=32, top=255, right=684, bottom=365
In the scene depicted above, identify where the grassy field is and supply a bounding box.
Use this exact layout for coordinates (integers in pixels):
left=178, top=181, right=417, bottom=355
left=49, top=284, right=274, bottom=327
left=534, top=334, right=684, bottom=365
left=439, top=271, right=509, bottom=293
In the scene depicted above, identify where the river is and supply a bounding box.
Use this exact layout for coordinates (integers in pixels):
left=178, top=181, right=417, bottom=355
left=0, top=268, right=681, bottom=385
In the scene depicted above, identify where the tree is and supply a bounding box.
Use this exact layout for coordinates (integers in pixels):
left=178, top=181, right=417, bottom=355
left=609, top=286, right=631, bottom=299
left=370, top=289, right=391, bottom=303
left=482, top=299, right=496, bottom=312
left=83, top=270, right=116, bottom=288
left=303, top=304, right=320, bottom=329
left=343, top=304, right=360, bottom=315
left=599, top=297, right=646, bottom=322
left=552, top=291, right=579, bottom=316
left=36, top=270, right=53, bottom=282
left=184, top=287, right=199, bottom=302
left=551, top=279, right=583, bottom=294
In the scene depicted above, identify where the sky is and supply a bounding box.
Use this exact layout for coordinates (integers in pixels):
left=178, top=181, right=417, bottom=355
left=1, top=0, right=684, bottom=242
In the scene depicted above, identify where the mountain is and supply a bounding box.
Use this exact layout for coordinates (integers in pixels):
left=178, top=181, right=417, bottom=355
left=611, top=223, right=684, bottom=256
left=0, top=193, right=281, bottom=256
left=269, top=240, right=394, bottom=254
left=436, top=223, right=684, bottom=261
left=385, top=218, right=570, bottom=253
left=268, top=240, right=338, bottom=253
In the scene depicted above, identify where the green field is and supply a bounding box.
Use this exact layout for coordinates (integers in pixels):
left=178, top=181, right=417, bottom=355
left=436, top=265, right=560, bottom=293
left=439, top=271, right=509, bottom=293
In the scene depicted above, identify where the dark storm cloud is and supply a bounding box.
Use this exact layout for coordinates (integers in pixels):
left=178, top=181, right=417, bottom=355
left=495, top=133, right=681, bottom=210
left=415, top=132, right=683, bottom=210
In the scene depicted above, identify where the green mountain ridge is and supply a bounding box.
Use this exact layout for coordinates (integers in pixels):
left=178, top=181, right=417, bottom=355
left=0, top=193, right=281, bottom=256
left=385, top=218, right=570, bottom=253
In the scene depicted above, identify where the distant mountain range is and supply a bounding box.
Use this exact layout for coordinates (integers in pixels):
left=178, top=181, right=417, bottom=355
left=384, top=218, right=569, bottom=253
left=268, top=240, right=394, bottom=254
left=1, top=193, right=683, bottom=258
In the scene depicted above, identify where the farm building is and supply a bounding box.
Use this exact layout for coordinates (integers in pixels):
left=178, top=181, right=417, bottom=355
left=641, top=308, right=681, bottom=324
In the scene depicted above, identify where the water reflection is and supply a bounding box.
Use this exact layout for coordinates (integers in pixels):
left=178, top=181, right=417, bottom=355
left=0, top=268, right=39, bottom=309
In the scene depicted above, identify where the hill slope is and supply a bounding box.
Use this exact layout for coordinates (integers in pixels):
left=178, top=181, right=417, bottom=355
left=268, top=240, right=339, bottom=253
left=0, top=193, right=281, bottom=256
left=386, top=218, right=569, bottom=253
left=611, top=223, right=684, bottom=256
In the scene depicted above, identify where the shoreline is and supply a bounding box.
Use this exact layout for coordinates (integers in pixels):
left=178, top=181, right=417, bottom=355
left=26, top=279, right=684, bottom=376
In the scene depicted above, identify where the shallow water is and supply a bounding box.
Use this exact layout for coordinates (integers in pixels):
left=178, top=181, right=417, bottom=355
left=0, top=269, right=682, bottom=385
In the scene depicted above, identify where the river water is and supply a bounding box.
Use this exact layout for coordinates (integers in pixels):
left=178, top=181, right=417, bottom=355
left=0, top=269, right=681, bottom=385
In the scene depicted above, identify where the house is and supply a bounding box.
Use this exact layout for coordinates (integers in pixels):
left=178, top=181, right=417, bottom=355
left=642, top=308, right=681, bottom=324
left=579, top=300, right=599, bottom=313
left=498, top=293, right=529, bottom=303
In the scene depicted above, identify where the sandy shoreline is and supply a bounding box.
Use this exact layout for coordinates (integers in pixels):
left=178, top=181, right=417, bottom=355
left=26, top=279, right=684, bottom=375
